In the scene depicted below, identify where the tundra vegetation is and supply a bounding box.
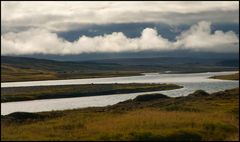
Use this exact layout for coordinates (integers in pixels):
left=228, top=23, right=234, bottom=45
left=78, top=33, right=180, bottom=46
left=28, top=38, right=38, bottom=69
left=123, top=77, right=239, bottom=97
left=1, top=88, right=239, bottom=141
left=1, top=83, right=182, bottom=102
left=1, top=63, right=239, bottom=141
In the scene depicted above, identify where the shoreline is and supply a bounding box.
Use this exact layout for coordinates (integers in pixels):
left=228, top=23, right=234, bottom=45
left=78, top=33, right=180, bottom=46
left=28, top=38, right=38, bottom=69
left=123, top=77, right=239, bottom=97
left=1, top=83, right=182, bottom=103
left=209, top=72, right=239, bottom=81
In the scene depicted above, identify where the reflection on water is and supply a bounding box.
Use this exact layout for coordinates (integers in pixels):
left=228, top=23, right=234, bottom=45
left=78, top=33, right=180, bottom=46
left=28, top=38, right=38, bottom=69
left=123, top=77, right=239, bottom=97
left=1, top=71, right=239, bottom=115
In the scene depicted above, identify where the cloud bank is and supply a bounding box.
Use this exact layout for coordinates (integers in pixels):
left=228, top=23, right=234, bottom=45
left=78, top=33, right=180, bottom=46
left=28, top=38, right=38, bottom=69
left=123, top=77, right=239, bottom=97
left=1, top=1, right=239, bottom=33
left=1, top=21, right=239, bottom=55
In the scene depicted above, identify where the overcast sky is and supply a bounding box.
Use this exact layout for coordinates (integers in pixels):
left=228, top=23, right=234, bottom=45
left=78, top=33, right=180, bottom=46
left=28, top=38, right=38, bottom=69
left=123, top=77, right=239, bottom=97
left=1, top=1, right=239, bottom=56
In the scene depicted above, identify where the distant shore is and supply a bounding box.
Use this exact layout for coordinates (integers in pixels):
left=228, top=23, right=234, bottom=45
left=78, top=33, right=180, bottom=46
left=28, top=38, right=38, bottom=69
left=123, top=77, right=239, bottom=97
left=210, top=72, right=239, bottom=80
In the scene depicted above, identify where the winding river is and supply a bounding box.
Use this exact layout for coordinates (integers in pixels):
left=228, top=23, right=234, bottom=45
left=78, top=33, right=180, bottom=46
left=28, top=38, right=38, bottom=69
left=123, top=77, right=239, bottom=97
left=1, top=71, right=239, bottom=115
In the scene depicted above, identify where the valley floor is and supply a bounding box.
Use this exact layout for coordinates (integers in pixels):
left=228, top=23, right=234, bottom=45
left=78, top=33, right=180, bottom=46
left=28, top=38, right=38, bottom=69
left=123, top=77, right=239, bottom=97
left=1, top=87, right=239, bottom=141
left=1, top=72, right=239, bottom=141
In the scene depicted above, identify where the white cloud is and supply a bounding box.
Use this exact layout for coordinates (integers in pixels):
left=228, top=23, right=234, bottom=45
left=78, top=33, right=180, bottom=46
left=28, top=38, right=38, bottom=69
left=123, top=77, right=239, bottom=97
left=1, top=21, right=239, bottom=55
left=1, top=1, right=239, bottom=32
left=174, top=21, right=239, bottom=53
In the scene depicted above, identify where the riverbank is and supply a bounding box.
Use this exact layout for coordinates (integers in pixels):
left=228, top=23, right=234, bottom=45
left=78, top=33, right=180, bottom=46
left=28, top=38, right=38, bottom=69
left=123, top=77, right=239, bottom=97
left=1, top=87, right=239, bottom=141
left=1, top=83, right=182, bottom=102
left=210, top=72, right=239, bottom=80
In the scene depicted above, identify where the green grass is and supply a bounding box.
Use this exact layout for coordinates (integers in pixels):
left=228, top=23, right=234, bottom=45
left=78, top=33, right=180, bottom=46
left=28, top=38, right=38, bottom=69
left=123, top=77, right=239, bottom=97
left=210, top=72, right=239, bottom=80
left=1, top=83, right=182, bottom=102
left=1, top=88, right=239, bottom=141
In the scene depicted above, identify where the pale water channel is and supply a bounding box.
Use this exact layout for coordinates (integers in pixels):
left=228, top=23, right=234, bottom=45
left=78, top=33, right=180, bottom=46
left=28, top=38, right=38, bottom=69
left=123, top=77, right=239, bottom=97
left=1, top=71, right=239, bottom=115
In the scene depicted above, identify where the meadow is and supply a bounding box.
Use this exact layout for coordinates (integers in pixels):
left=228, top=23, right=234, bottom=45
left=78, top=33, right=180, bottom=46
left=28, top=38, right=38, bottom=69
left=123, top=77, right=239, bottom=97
left=1, top=88, right=239, bottom=141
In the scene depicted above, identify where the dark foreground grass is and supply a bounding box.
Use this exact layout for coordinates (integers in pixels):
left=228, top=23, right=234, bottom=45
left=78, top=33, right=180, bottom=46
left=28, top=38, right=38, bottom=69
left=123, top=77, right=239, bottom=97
left=1, top=88, right=239, bottom=141
left=1, top=83, right=182, bottom=102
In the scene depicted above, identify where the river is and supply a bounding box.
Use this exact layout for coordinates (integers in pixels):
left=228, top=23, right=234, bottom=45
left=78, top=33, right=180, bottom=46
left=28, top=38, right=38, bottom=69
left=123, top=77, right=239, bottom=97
left=1, top=71, right=239, bottom=115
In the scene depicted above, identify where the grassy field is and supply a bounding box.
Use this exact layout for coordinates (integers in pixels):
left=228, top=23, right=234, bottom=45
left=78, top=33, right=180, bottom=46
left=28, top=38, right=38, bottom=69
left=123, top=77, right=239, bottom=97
left=210, top=72, right=239, bottom=80
left=1, top=83, right=182, bottom=102
left=1, top=88, right=239, bottom=141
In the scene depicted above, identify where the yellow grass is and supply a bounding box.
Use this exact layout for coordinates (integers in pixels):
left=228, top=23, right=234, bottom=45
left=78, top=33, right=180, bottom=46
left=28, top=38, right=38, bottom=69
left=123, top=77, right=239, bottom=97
left=2, top=108, right=239, bottom=141
left=2, top=88, right=239, bottom=141
left=211, top=72, right=239, bottom=80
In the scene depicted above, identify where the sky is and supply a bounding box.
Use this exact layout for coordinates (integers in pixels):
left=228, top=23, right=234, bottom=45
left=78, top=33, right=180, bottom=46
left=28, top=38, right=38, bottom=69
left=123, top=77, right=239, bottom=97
left=1, top=1, right=239, bottom=58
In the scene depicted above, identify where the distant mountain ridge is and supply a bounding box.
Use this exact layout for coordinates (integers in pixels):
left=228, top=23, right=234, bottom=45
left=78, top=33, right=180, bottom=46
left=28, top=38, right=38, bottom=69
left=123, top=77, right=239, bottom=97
left=2, top=56, right=239, bottom=68
left=1, top=56, right=239, bottom=82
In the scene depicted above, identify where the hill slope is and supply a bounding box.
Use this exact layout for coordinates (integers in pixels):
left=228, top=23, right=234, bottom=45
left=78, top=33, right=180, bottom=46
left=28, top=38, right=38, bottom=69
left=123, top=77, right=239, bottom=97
left=1, top=56, right=238, bottom=82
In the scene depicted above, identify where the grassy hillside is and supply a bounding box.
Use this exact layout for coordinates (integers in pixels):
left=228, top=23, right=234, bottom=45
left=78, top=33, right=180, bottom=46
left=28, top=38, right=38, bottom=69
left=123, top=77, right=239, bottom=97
left=1, top=83, right=182, bottom=102
left=1, top=56, right=238, bottom=82
left=1, top=56, right=143, bottom=82
left=1, top=64, right=141, bottom=82
left=1, top=88, right=239, bottom=141
left=1, top=64, right=58, bottom=82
